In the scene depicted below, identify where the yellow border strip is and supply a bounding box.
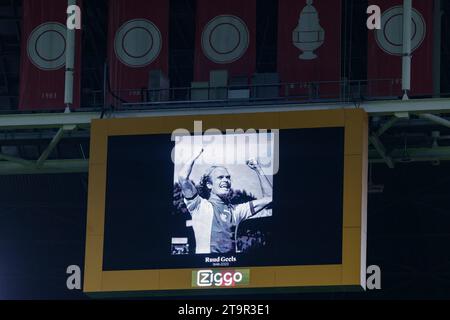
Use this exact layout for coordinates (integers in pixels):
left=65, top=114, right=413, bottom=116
left=84, top=109, right=368, bottom=293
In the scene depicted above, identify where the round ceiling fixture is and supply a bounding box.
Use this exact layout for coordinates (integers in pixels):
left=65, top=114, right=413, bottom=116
left=375, top=6, right=426, bottom=56
left=27, top=22, right=67, bottom=70
left=114, top=19, right=162, bottom=67
left=201, top=15, right=249, bottom=64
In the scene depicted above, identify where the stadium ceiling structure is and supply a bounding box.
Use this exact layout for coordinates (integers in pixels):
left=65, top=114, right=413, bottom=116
left=0, top=98, right=450, bottom=175
left=1, top=0, right=450, bottom=174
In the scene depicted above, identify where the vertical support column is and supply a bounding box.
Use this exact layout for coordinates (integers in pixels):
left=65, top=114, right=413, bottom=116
left=432, top=0, right=442, bottom=98
left=65, top=0, right=77, bottom=110
left=402, top=0, right=412, bottom=100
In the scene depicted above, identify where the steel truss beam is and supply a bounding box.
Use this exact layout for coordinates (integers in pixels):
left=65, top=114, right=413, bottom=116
left=1, top=98, right=450, bottom=130
left=1, top=146, right=450, bottom=175
left=0, top=124, right=77, bottom=174
left=0, top=98, right=450, bottom=174
left=369, top=134, right=395, bottom=168
left=369, top=146, right=450, bottom=164
left=0, top=159, right=88, bottom=175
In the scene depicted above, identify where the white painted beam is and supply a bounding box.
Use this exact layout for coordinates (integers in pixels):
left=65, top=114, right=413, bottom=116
left=1, top=98, right=450, bottom=130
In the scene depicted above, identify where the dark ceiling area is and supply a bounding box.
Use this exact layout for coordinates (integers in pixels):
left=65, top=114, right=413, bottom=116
left=0, top=0, right=21, bottom=110
left=1, top=0, right=450, bottom=110
left=0, top=1, right=449, bottom=172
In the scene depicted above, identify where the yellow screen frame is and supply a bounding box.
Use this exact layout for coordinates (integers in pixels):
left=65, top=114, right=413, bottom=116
left=84, top=108, right=368, bottom=293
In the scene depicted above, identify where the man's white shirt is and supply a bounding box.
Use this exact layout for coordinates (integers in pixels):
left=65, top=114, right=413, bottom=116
left=184, top=194, right=254, bottom=254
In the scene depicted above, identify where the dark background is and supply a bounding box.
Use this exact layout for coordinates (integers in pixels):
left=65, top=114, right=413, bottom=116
left=1, top=161, right=450, bottom=299
left=102, top=128, right=344, bottom=270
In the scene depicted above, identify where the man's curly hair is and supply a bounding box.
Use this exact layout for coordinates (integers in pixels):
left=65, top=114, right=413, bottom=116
left=198, top=166, right=229, bottom=200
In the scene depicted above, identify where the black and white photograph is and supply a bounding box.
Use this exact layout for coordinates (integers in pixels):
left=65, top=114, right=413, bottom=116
left=172, top=132, right=275, bottom=256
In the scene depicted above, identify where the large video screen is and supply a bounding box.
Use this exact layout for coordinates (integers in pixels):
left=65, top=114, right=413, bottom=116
left=102, top=127, right=344, bottom=271
left=84, top=110, right=367, bottom=293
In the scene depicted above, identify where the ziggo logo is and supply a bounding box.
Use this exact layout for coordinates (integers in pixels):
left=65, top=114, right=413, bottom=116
left=193, top=269, right=250, bottom=287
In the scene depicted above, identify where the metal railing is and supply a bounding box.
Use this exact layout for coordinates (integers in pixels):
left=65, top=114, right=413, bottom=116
left=95, top=78, right=403, bottom=110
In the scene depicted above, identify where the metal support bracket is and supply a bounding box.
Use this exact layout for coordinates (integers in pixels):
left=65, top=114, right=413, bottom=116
left=36, top=125, right=77, bottom=168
